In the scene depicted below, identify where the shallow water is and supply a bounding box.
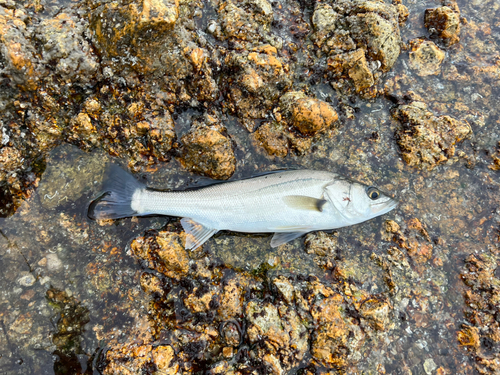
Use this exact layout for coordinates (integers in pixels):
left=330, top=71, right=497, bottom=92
left=1, top=0, right=500, bottom=373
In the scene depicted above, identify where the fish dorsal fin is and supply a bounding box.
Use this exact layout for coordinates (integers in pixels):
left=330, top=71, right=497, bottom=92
left=283, top=195, right=327, bottom=212
left=180, top=218, right=218, bottom=250
left=270, top=231, right=309, bottom=247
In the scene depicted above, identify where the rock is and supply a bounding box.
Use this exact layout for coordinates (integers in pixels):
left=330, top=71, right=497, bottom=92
left=280, top=91, right=338, bottom=135
left=152, top=345, right=179, bottom=373
left=246, top=300, right=308, bottom=372
left=304, top=231, right=338, bottom=257
left=395, top=3, right=409, bottom=25
left=408, top=39, right=446, bottom=76
left=130, top=231, right=190, bottom=279
left=17, top=272, right=36, bottom=287
left=38, top=144, right=107, bottom=210
left=346, top=48, right=375, bottom=92
left=184, top=286, right=216, bottom=313
left=347, top=1, right=402, bottom=71
left=312, top=4, right=338, bottom=34
left=225, top=47, right=291, bottom=131
left=36, top=13, right=99, bottom=83
left=315, top=0, right=403, bottom=94
left=218, top=0, right=274, bottom=45
left=0, top=7, right=39, bottom=88
left=139, top=272, right=164, bottom=296
left=254, top=121, right=288, bottom=157
left=423, top=358, right=437, bottom=375
left=425, top=6, right=461, bottom=46
left=272, top=276, right=294, bottom=303
left=218, top=276, right=246, bottom=320
left=0, top=146, right=22, bottom=181
left=89, top=0, right=179, bottom=59
left=394, top=101, right=471, bottom=170
left=358, top=297, right=392, bottom=331
left=310, top=293, right=355, bottom=368
left=179, top=119, right=235, bottom=180
left=46, top=253, right=63, bottom=272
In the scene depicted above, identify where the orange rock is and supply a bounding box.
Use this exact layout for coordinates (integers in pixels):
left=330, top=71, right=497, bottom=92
left=291, top=97, right=338, bottom=135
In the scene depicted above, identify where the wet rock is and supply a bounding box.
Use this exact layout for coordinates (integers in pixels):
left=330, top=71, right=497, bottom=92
left=347, top=1, right=402, bottom=71
left=358, top=297, right=392, bottom=331
left=254, top=121, right=289, bottom=157
left=217, top=0, right=274, bottom=46
left=179, top=117, right=235, bottom=179
left=394, top=101, right=471, bottom=170
left=46, top=253, right=63, bottom=272
left=310, top=292, right=361, bottom=368
left=38, top=144, right=107, bottom=209
left=246, top=300, right=309, bottom=372
left=346, top=49, right=375, bottom=92
left=140, top=272, right=164, bottom=296
left=384, top=217, right=434, bottom=273
left=17, top=272, right=36, bottom=287
left=316, top=0, right=403, bottom=95
left=225, top=46, right=292, bottom=131
left=280, top=91, right=338, bottom=135
left=0, top=146, right=22, bottom=182
left=152, top=345, right=179, bottom=373
left=272, top=276, right=294, bottom=304
left=89, top=0, right=179, bottom=60
left=131, top=231, right=190, bottom=280
left=425, top=5, right=461, bottom=46
left=36, top=13, right=99, bottom=83
left=0, top=6, right=39, bottom=88
left=218, top=276, right=246, bottom=320
left=408, top=39, right=446, bottom=76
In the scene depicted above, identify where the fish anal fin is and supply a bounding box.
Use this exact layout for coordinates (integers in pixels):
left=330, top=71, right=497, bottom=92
left=283, top=195, right=327, bottom=212
left=180, top=218, right=218, bottom=250
left=270, top=231, right=309, bottom=248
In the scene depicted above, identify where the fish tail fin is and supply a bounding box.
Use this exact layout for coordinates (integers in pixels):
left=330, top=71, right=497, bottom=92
left=88, top=164, right=146, bottom=220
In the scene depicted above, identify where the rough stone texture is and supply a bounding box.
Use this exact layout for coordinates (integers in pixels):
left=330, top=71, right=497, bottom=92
left=225, top=46, right=292, bottom=132
left=315, top=0, right=404, bottom=95
left=178, top=116, right=235, bottom=180
left=460, top=252, right=500, bottom=374
left=409, top=39, right=446, bottom=76
left=253, top=121, right=289, bottom=158
left=280, top=91, right=338, bottom=135
left=310, top=292, right=362, bottom=368
left=394, top=101, right=471, bottom=170
left=130, top=231, right=190, bottom=280
left=89, top=0, right=179, bottom=60
left=425, top=5, right=461, bottom=46
left=217, top=0, right=274, bottom=45
left=36, top=13, right=99, bottom=83
left=0, top=6, right=39, bottom=89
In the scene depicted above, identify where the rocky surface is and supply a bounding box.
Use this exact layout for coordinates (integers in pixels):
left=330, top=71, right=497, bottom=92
left=394, top=101, right=472, bottom=170
left=425, top=3, right=462, bottom=46
left=0, top=0, right=500, bottom=373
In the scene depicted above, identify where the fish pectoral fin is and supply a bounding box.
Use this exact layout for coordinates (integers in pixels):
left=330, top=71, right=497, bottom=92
left=270, top=231, right=309, bottom=248
left=283, top=195, right=327, bottom=212
left=180, top=218, right=218, bottom=250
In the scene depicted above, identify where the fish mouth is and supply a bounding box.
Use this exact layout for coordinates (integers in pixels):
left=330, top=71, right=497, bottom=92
left=371, top=197, right=398, bottom=216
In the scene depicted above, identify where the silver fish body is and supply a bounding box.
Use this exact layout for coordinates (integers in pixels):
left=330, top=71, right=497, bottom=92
left=91, top=166, right=397, bottom=249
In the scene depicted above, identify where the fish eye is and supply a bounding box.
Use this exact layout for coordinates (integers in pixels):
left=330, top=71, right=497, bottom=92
left=366, top=187, right=380, bottom=200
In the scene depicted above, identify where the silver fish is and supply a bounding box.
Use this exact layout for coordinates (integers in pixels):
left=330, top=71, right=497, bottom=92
left=90, top=165, right=398, bottom=249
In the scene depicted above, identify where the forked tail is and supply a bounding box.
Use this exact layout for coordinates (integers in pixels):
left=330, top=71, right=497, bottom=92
left=88, top=164, right=146, bottom=220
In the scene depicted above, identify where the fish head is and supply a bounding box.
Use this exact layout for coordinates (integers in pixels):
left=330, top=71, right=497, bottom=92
left=324, top=179, right=398, bottom=224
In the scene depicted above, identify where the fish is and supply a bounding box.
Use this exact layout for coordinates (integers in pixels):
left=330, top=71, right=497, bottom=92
left=89, top=165, right=398, bottom=250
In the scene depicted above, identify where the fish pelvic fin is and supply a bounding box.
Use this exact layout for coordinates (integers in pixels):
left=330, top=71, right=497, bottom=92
left=181, top=218, right=218, bottom=250
left=88, top=164, right=146, bottom=220
left=270, top=231, right=310, bottom=247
